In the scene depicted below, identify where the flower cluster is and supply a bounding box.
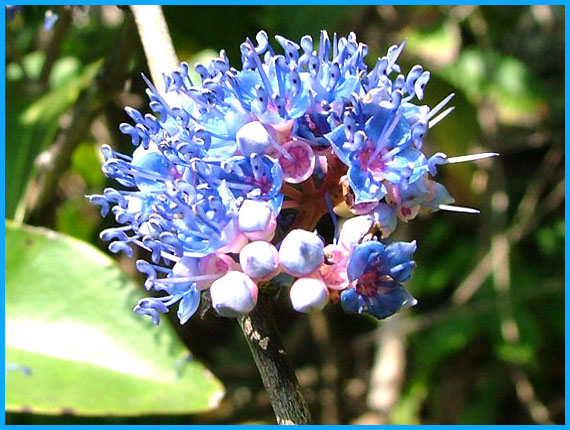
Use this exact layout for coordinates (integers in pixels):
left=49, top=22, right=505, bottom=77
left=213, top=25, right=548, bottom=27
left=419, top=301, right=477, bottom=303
left=89, top=30, right=495, bottom=323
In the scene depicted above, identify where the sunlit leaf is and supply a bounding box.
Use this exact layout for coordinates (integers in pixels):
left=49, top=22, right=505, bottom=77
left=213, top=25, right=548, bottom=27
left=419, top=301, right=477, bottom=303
left=5, top=221, right=225, bottom=416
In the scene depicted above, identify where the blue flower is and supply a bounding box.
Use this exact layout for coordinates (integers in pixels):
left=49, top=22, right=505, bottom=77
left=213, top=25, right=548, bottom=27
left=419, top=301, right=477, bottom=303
left=89, top=29, right=495, bottom=325
left=340, top=240, right=417, bottom=319
left=324, top=66, right=449, bottom=207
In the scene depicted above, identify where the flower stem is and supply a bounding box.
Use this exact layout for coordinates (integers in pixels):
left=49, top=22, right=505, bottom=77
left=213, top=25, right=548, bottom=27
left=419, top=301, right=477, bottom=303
left=130, top=5, right=179, bottom=94
left=238, top=292, right=312, bottom=424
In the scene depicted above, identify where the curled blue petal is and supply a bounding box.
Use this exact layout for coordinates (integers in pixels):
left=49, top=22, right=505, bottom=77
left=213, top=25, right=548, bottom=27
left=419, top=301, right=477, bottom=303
left=108, top=241, right=133, bottom=258
left=134, top=297, right=169, bottom=325
left=177, top=286, right=201, bottom=324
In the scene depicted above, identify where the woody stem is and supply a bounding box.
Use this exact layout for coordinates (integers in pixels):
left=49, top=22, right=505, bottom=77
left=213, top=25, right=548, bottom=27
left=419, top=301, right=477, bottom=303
left=238, top=293, right=312, bottom=424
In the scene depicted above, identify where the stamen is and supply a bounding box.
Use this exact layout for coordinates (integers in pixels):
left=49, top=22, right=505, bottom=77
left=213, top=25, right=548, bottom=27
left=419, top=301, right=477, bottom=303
left=446, top=152, right=499, bottom=164
left=200, top=176, right=255, bottom=191
left=133, top=239, right=180, bottom=262
left=270, top=140, right=296, bottom=162
left=141, top=73, right=171, bottom=110
left=381, top=140, right=411, bottom=162
left=152, top=264, right=172, bottom=274
left=332, top=32, right=338, bottom=60
left=438, top=204, right=480, bottom=214
left=180, top=226, right=210, bottom=240
left=153, top=274, right=221, bottom=284
left=318, top=30, right=330, bottom=62
left=274, top=56, right=287, bottom=103
left=427, top=93, right=455, bottom=120
left=386, top=39, right=407, bottom=72
left=123, top=164, right=169, bottom=183
left=245, top=37, right=275, bottom=103
left=195, top=204, right=223, bottom=234
left=428, top=106, right=455, bottom=129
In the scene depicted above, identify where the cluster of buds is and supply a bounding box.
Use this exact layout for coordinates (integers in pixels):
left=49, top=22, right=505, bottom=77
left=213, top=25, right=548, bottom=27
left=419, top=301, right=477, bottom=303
left=89, top=30, right=495, bottom=323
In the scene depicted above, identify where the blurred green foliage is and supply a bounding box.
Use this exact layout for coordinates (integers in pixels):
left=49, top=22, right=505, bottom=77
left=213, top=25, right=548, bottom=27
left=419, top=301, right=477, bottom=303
left=4, top=5, right=564, bottom=425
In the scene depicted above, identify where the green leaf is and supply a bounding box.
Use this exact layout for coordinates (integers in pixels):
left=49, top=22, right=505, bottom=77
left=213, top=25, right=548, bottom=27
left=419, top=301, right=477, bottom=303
left=70, top=141, right=105, bottom=189
left=5, top=221, right=224, bottom=416
left=5, top=59, right=99, bottom=220
left=54, top=198, right=100, bottom=243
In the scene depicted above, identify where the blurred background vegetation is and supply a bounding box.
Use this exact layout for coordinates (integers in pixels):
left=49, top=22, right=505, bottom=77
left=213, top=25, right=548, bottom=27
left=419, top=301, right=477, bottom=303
left=5, top=5, right=564, bottom=425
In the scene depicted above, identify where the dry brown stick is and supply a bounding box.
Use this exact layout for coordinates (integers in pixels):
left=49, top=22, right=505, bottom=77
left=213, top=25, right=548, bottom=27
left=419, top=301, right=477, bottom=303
left=490, top=198, right=554, bottom=425
left=473, top=86, right=556, bottom=424
left=366, top=315, right=407, bottom=424
left=24, top=11, right=139, bottom=225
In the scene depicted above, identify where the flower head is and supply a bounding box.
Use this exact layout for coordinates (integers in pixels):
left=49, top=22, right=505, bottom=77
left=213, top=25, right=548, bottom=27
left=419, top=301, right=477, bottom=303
left=89, top=29, right=495, bottom=324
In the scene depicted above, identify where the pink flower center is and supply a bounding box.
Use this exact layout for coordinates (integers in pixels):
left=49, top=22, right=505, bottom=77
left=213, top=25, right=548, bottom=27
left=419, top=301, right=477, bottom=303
left=279, top=140, right=315, bottom=184
left=357, top=143, right=388, bottom=180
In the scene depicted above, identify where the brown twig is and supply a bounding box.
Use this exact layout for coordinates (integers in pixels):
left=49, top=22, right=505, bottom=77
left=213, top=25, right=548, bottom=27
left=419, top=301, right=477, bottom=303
left=452, top=145, right=564, bottom=305
left=238, top=293, right=312, bottom=424
left=366, top=315, right=407, bottom=424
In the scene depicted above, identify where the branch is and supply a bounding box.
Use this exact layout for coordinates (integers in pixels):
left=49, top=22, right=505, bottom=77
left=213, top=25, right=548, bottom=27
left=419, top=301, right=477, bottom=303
left=452, top=145, right=564, bottom=305
left=238, top=293, right=312, bottom=425
left=130, top=5, right=179, bottom=94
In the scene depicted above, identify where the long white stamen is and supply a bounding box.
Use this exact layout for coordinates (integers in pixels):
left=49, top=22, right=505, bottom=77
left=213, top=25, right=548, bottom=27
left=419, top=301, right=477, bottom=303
left=438, top=204, right=480, bottom=214
left=427, top=93, right=455, bottom=120
left=153, top=274, right=221, bottom=284
left=428, top=107, right=455, bottom=129
left=446, top=152, right=499, bottom=164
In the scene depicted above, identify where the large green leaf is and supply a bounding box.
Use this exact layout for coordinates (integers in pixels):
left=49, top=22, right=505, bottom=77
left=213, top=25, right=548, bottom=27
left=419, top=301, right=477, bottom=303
left=5, top=221, right=225, bottom=416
